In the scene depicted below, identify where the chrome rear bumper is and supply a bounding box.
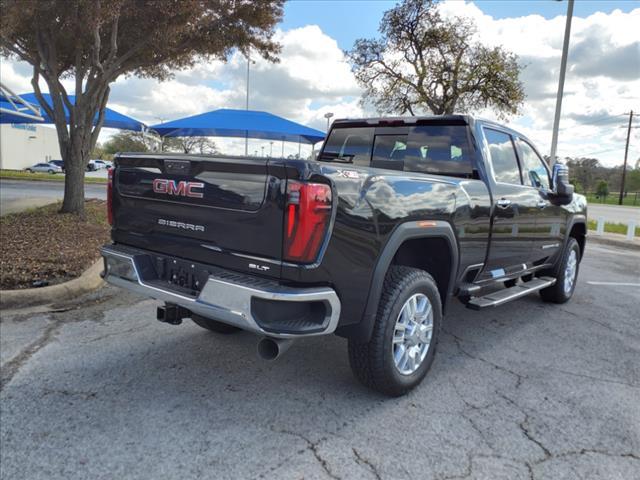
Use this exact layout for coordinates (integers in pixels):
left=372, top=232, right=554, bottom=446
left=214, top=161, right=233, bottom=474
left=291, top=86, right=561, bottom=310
left=100, top=245, right=341, bottom=338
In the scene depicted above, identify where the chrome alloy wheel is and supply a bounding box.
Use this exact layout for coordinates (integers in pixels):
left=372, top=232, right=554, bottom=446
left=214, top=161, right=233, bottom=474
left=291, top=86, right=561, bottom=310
left=564, top=249, right=578, bottom=295
left=392, top=293, right=434, bottom=375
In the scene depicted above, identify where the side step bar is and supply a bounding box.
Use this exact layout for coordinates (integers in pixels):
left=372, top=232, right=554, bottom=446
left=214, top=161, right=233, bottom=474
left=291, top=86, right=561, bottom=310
left=467, top=276, right=556, bottom=310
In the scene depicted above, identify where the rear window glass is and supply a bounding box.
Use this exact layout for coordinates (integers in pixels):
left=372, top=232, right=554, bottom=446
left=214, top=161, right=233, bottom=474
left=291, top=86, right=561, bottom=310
left=319, top=124, right=474, bottom=176
left=318, top=127, right=373, bottom=167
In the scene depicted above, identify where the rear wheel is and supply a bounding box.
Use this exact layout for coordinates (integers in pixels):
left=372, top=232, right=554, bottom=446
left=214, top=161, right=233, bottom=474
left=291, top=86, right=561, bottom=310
left=540, top=237, right=580, bottom=304
left=48, top=169, right=55, bottom=174
left=26, top=169, right=33, bottom=173
left=348, top=266, right=441, bottom=397
left=191, top=314, right=241, bottom=334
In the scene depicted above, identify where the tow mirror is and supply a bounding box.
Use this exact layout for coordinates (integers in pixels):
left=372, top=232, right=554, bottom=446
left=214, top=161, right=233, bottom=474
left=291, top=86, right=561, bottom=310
left=551, top=162, right=574, bottom=201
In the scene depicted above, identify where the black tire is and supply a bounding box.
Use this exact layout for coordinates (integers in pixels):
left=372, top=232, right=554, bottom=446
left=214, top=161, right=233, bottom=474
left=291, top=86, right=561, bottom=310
left=539, top=237, right=580, bottom=304
left=348, top=266, right=442, bottom=397
left=26, top=169, right=33, bottom=173
left=48, top=169, right=55, bottom=174
left=191, top=314, right=241, bottom=334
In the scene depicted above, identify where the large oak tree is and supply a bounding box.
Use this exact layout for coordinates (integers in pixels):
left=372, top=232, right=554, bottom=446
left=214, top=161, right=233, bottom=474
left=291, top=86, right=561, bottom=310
left=348, top=0, right=524, bottom=117
left=0, top=0, right=284, bottom=214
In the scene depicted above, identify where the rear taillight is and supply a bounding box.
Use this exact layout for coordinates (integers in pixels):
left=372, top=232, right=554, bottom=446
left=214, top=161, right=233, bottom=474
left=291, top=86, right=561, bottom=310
left=284, top=181, right=332, bottom=263
left=107, top=167, right=114, bottom=225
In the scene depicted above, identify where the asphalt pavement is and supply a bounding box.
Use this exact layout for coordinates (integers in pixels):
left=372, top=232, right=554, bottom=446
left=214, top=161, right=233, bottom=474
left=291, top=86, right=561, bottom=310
left=1, top=244, right=639, bottom=480
left=0, top=179, right=106, bottom=215
left=588, top=204, right=640, bottom=224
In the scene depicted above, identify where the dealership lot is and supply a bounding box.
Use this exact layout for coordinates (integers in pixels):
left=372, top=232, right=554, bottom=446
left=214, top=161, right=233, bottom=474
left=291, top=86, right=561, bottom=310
left=1, top=244, right=638, bottom=480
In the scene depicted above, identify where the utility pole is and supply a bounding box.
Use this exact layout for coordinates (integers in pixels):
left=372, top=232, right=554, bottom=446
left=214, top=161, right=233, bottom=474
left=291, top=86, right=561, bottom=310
left=244, top=52, right=250, bottom=156
left=619, top=110, right=633, bottom=205
left=549, top=0, right=574, bottom=165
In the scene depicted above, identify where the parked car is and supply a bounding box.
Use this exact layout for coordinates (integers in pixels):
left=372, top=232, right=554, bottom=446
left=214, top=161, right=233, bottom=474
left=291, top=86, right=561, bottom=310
left=49, top=160, right=65, bottom=172
left=86, top=160, right=97, bottom=172
left=101, top=115, right=586, bottom=396
left=25, top=162, right=63, bottom=174
left=92, top=160, right=110, bottom=170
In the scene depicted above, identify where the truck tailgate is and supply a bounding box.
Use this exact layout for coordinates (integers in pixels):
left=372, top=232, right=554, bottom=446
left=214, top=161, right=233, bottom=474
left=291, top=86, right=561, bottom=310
left=111, top=155, right=285, bottom=278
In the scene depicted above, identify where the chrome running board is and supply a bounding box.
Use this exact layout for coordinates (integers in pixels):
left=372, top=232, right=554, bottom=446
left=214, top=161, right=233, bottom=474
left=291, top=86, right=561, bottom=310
left=467, top=277, right=556, bottom=310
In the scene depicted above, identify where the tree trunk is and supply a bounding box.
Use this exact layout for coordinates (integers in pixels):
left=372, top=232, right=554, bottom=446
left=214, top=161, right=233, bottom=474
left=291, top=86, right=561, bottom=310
left=60, top=137, right=88, bottom=215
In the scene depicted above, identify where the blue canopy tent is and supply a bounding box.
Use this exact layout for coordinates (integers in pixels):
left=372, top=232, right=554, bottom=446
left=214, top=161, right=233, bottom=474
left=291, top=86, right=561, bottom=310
left=150, top=108, right=325, bottom=156
left=0, top=90, right=44, bottom=123
left=0, top=92, right=146, bottom=131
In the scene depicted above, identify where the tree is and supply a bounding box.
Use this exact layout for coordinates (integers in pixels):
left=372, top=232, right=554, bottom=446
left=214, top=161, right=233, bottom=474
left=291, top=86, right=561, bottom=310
left=566, top=157, right=600, bottom=192
left=0, top=0, right=284, bottom=215
left=103, top=131, right=149, bottom=155
left=347, top=0, right=524, bottom=117
left=163, top=136, right=218, bottom=155
left=596, top=180, right=609, bottom=198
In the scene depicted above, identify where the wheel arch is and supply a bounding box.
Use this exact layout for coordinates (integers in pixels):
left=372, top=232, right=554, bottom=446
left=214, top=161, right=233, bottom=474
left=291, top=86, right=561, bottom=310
left=568, top=217, right=586, bottom=259
left=346, top=221, right=459, bottom=342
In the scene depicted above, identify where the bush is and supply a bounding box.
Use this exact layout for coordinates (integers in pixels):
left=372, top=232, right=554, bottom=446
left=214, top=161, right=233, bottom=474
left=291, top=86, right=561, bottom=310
left=596, top=180, right=609, bottom=198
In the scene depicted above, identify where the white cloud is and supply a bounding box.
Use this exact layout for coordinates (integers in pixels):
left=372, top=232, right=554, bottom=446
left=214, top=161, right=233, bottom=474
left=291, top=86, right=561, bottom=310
left=1, top=6, right=638, bottom=165
left=437, top=2, right=640, bottom=166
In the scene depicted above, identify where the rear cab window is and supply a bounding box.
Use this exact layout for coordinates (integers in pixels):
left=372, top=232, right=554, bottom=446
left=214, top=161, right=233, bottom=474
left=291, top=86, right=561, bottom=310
left=318, top=122, right=475, bottom=177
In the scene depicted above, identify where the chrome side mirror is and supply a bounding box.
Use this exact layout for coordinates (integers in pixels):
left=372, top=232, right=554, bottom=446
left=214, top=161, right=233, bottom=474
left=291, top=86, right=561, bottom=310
left=552, top=162, right=574, bottom=200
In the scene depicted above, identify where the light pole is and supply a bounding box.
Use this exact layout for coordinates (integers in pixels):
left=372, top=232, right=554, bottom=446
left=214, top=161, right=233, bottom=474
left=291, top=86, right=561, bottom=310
left=155, top=116, right=167, bottom=152
left=549, top=0, right=574, bottom=166
left=261, top=146, right=265, bottom=157
left=324, top=112, right=334, bottom=132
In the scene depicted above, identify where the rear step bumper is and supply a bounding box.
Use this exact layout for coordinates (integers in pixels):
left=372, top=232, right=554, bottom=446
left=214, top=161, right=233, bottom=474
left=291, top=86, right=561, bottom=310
left=100, top=244, right=341, bottom=338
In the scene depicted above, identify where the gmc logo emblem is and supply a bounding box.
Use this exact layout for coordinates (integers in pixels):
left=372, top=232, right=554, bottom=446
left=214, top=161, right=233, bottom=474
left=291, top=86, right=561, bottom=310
left=152, top=179, right=204, bottom=198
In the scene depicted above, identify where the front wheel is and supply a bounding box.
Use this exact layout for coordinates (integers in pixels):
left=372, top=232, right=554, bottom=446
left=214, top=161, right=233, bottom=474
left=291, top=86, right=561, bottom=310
left=539, top=237, right=580, bottom=303
left=26, top=169, right=33, bottom=173
left=48, top=169, right=55, bottom=174
left=348, top=266, right=442, bottom=397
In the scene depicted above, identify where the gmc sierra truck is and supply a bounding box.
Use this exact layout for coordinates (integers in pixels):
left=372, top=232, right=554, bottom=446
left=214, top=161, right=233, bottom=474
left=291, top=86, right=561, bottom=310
left=101, top=115, right=587, bottom=396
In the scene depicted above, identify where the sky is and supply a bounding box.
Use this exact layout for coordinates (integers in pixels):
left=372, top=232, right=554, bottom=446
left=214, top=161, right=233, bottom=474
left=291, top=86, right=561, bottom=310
left=1, top=0, right=639, bottom=165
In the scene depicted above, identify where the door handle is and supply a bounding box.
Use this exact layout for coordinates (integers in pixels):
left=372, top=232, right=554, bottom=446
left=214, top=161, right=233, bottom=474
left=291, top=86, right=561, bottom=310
left=537, top=200, right=547, bottom=209
left=496, top=198, right=512, bottom=209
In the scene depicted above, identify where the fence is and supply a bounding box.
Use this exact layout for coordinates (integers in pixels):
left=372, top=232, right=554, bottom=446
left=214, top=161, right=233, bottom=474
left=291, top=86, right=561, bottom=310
left=583, top=192, right=639, bottom=206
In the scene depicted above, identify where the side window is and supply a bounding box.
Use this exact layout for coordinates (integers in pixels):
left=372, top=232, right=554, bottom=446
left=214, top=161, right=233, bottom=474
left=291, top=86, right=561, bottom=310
left=484, top=128, right=522, bottom=185
left=371, top=134, right=407, bottom=171
left=318, top=127, right=373, bottom=167
left=517, top=139, right=550, bottom=190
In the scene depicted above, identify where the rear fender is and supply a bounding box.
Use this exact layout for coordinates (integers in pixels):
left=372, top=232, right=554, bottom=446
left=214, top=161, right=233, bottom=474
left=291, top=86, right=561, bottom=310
left=344, top=220, right=459, bottom=342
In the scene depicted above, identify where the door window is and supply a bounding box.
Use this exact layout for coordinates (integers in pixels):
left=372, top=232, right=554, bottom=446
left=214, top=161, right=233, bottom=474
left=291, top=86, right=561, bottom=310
left=517, top=139, right=550, bottom=190
left=484, top=129, right=522, bottom=185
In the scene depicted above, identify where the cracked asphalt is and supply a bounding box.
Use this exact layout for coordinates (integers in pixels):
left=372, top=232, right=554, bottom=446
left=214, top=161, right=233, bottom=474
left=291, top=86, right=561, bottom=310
left=1, top=243, right=639, bottom=480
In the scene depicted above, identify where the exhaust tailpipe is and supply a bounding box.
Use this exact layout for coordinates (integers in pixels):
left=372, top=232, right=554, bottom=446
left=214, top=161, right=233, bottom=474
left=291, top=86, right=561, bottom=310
left=257, top=337, right=294, bottom=361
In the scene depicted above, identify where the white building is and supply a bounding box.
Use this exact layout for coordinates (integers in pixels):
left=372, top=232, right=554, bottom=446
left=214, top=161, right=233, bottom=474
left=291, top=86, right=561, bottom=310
left=0, top=123, right=61, bottom=170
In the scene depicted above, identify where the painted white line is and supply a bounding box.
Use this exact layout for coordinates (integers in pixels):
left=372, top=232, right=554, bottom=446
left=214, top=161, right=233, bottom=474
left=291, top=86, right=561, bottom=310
left=587, top=282, right=640, bottom=287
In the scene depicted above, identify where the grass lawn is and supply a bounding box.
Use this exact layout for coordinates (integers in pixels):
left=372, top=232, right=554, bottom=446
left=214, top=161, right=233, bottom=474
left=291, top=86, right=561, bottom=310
left=0, top=169, right=107, bottom=184
left=584, top=193, right=639, bottom=207
left=0, top=200, right=110, bottom=290
left=587, top=219, right=639, bottom=237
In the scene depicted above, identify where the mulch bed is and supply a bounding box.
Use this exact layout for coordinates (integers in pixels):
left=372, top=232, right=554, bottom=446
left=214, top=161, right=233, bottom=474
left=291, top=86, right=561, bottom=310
left=0, top=200, right=110, bottom=290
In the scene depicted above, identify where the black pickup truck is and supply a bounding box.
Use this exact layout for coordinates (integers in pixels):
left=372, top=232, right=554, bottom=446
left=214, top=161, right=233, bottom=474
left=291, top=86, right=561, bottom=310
left=101, top=115, right=587, bottom=396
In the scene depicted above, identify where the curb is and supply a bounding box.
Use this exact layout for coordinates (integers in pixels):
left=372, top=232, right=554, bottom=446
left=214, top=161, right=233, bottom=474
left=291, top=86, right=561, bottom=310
left=588, top=234, right=640, bottom=251
left=0, top=259, right=104, bottom=310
